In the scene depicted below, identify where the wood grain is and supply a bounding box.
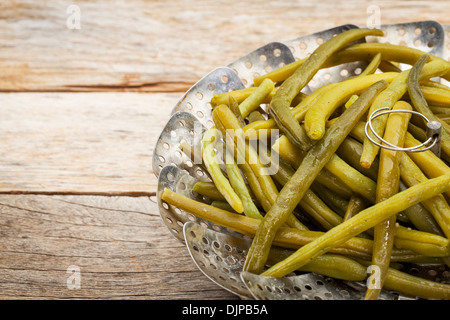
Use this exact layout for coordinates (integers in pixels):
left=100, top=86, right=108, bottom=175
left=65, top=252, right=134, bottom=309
left=2, top=0, right=450, bottom=300
left=0, top=92, right=179, bottom=194
left=1, top=0, right=449, bottom=92
left=0, top=194, right=237, bottom=299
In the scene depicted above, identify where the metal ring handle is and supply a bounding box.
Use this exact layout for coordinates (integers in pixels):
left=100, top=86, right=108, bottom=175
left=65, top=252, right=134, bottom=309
left=364, top=107, right=441, bottom=154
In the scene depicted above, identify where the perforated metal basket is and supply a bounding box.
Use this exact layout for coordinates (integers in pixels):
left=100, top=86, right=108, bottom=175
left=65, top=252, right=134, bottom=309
left=152, top=21, right=450, bottom=300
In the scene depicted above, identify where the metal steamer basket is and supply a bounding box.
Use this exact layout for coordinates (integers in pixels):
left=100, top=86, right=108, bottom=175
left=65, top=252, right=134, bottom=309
left=152, top=21, right=450, bottom=300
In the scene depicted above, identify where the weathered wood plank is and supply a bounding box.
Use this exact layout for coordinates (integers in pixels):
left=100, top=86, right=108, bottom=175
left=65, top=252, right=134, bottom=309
left=0, top=194, right=238, bottom=299
left=1, top=0, right=449, bottom=92
left=0, top=92, right=180, bottom=194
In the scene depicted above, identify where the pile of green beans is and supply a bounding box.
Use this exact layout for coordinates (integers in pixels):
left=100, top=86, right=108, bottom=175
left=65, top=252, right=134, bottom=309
left=162, top=28, right=450, bottom=300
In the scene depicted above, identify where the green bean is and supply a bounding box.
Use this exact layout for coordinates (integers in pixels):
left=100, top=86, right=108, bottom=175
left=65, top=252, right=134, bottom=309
left=407, top=54, right=450, bottom=160
left=244, top=80, right=388, bottom=274
left=161, top=188, right=428, bottom=262
left=273, top=136, right=376, bottom=202
left=202, top=127, right=244, bottom=213
left=383, top=266, right=450, bottom=300
left=211, top=200, right=236, bottom=212
left=248, top=110, right=266, bottom=123
left=267, top=248, right=367, bottom=282
left=228, top=96, right=245, bottom=127
left=211, top=86, right=274, bottom=108
left=239, top=78, right=274, bottom=118
left=304, top=72, right=398, bottom=141
left=365, top=101, right=411, bottom=300
left=421, top=86, right=450, bottom=108
left=400, top=152, right=450, bottom=239
left=398, top=181, right=444, bottom=236
left=264, top=150, right=348, bottom=230
left=269, top=28, right=384, bottom=151
left=193, top=181, right=225, bottom=201
left=394, top=225, right=450, bottom=257
left=343, top=195, right=367, bottom=222
left=360, top=59, right=450, bottom=168
left=311, top=183, right=349, bottom=216
left=253, top=58, right=307, bottom=87
left=261, top=173, right=450, bottom=278
left=223, top=146, right=263, bottom=220
left=326, top=42, right=450, bottom=82
left=212, top=104, right=308, bottom=230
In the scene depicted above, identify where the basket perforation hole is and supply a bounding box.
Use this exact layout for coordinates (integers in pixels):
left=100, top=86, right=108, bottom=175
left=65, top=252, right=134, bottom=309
left=398, top=28, right=406, bottom=36
left=414, top=28, right=422, bottom=35
left=221, top=75, right=229, bottom=83
left=259, top=54, right=267, bottom=62
left=196, top=110, right=204, bottom=118
left=245, top=61, right=252, bottom=69
left=429, top=27, right=436, bottom=34
left=427, top=41, right=434, bottom=48
left=196, top=92, right=203, bottom=100
left=273, top=48, right=281, bottom=57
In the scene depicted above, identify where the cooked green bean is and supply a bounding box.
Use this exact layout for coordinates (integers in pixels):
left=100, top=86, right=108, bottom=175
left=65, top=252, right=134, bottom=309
left=261, top=173, right=450, bottom=278
left=270, top=28, right=384, bottom=151
left=213, top=104, right=308, bottom=230
left=360, top=59, right=450, bottom=168
left=421, top=86, right=450, bottom=108
left=343, top=195, right=367, bottom=222
left=407, top=54, right=450, bottom=160
left=365, top=101, right=411, bottom=300
left=244, top=80, right=388, bottom=274
left=400, top=152, right=450, bottom=239
left=273, top=135, right=377, bottom=203
left=383, top=265, right=450, bottom=300
left=326, top=42, right=450, bottom=82
left=161, top=188, right=428, bottom=262
left=211, top=86, right=274, bottom=107
left=248, top=110, right=266, bottom=123
left=239, top=78, right=274, bottom=118
left=223, top=146, right=263, bottom=220
left=304, top=72, right=398, bottom=141
left=253, top=58, right=307, bottom=87
left=228, top=96, right=245, bottom=127
left=267, top=248, right=367, bottom=282
left=311, top=183, right=349, bottom=216
left=394, top=225, right=450, bottom=257
left=202, top=127, right=244, bottom=213
left=193, top=181, right=225, bottom=201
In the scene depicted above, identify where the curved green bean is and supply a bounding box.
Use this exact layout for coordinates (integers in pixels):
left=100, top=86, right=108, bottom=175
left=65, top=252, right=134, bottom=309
left=407, top=54, right=450, bottom=161
left=202, top=127, right=244, bottom=213
left=269, top=28, right=384, bottom=151
left=262, top=173, right=450, bottom=278
left=244, top=80, right=388, bottom=274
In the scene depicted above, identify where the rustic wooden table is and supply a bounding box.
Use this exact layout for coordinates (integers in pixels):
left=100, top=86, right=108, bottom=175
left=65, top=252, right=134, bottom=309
left=1, top=0, right=449, bottom=300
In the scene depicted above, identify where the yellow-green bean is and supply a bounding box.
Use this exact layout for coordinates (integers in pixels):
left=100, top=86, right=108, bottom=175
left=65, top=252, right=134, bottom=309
left=239, top=78, right=275, bottom=118
left=244, top=80, right=388, bottom=274
left=202, top=127, right=244, bottom=213
left=262, top=173, right=450, bottom=278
